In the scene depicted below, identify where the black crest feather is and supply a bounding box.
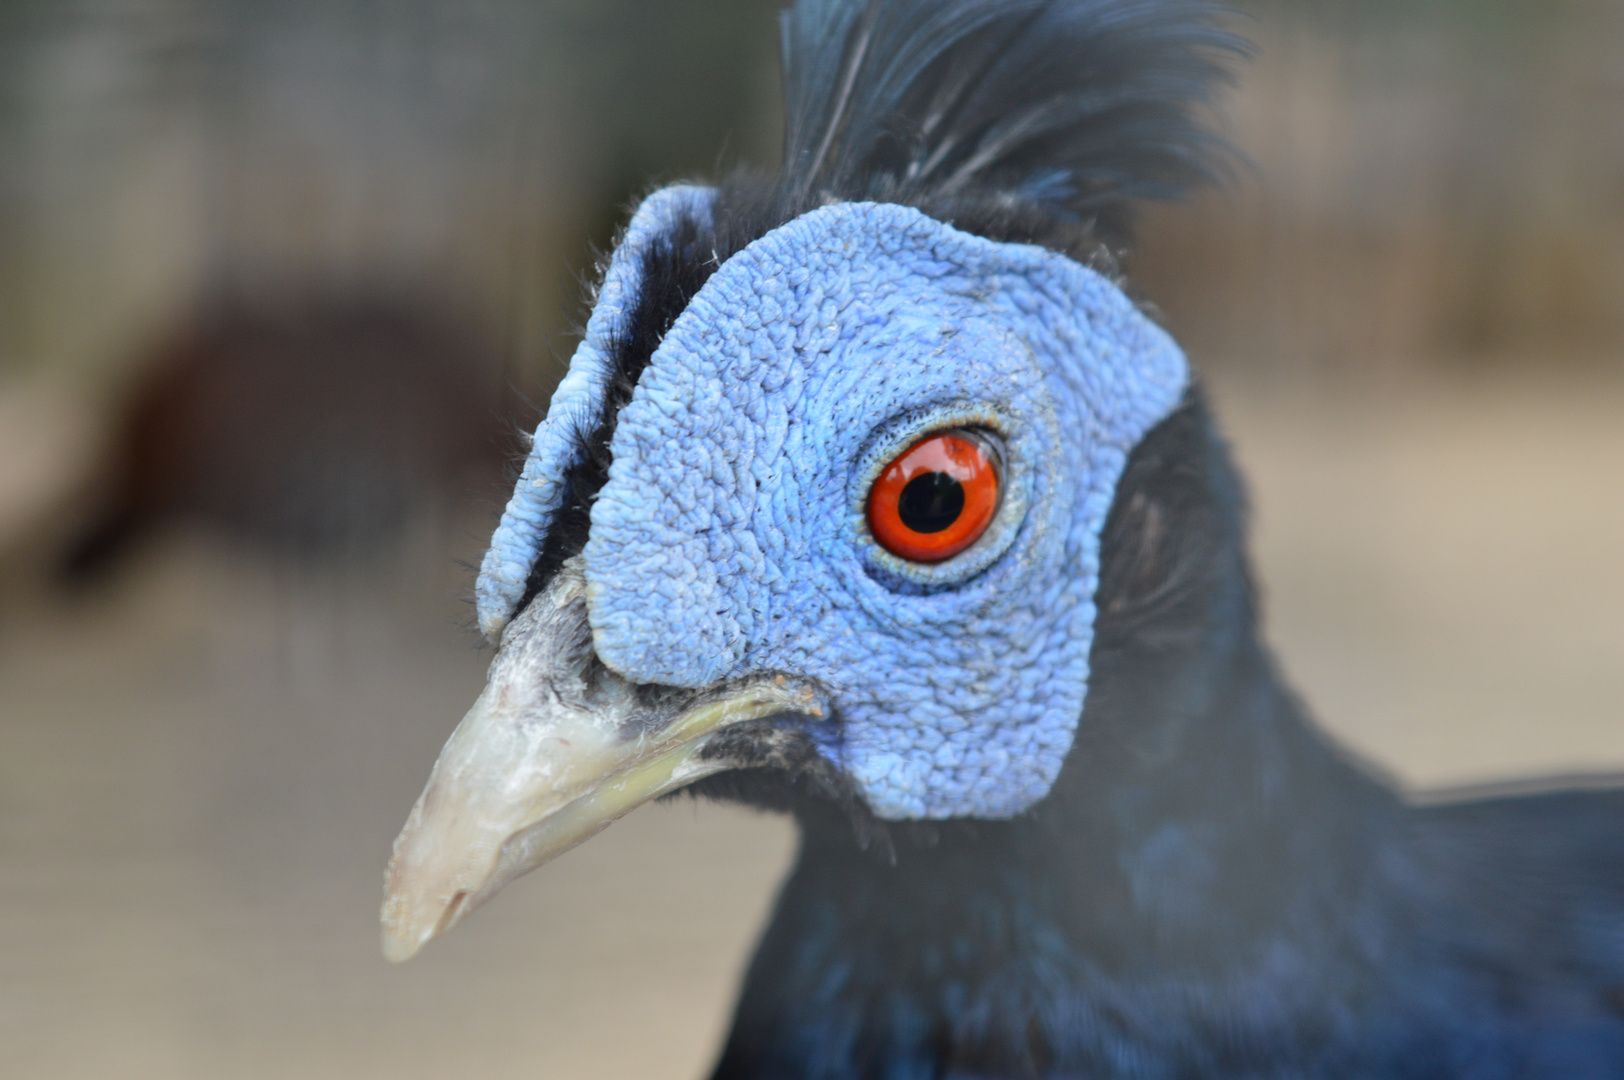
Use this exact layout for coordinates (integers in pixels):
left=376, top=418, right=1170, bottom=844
left=777, top=0, right=1244, bottom=242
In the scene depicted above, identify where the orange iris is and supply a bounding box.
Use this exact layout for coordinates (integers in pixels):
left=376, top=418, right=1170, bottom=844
left=867, top=430, right=1000, bottom=563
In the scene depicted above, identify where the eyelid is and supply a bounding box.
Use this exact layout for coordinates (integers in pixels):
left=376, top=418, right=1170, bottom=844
left=852, top=410, right=1012, bottom=500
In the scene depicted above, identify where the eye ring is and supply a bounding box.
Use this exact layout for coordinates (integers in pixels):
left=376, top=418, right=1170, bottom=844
left=867, top=429, right=1002, bottom=563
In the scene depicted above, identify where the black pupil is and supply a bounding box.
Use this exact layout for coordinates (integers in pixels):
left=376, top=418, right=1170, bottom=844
left=897, top=472, right=965, bottom=534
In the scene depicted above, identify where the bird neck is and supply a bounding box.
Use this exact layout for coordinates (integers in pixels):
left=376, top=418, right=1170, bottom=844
left=710, top=396, right=1479, bottom=1077
left=714, top=586, right=1446, bottom=1078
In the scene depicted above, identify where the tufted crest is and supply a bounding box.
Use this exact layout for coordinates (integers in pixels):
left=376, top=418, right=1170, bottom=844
left=777, top=0, right=1240, bottom=237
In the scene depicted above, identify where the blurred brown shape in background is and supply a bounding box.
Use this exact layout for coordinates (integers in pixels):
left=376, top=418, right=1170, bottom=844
left=60, top=292, right=513, bottom=581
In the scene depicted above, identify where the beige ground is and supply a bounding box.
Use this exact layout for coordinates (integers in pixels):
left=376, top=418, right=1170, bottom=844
left=2, top=370, right=1621, bottom=1079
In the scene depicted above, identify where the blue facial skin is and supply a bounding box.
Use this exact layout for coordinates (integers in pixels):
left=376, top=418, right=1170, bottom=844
left=480, top=191, right=1187, bottom=821
left=476, top=185, right=715, bottom=639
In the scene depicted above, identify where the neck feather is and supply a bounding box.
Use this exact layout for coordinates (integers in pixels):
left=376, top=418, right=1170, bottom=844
left=710, top=395, right=1465, bottom=1078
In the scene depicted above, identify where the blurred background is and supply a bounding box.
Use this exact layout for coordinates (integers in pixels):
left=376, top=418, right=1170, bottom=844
left=1, top=0, right=1621, bottom=1076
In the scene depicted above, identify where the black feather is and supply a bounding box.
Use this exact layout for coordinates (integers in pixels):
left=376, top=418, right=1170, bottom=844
left=777, top=0, right=1244, bottom=244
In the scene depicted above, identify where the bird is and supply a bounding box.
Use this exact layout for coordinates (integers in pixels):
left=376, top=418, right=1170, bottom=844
left=63, top=291, right=511, bottom=580
left=380, top=1, right=1624, bottom=1076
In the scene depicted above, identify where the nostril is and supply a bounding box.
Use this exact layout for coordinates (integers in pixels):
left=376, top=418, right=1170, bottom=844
left=434, top=890, right=469, bottom=938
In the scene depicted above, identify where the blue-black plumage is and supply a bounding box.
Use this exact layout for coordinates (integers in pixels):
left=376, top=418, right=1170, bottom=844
left=382, top=1, right=1624, bottom=1076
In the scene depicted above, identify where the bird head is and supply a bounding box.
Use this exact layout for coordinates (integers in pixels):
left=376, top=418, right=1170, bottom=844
left=383, top=0, right=1241, bottom=962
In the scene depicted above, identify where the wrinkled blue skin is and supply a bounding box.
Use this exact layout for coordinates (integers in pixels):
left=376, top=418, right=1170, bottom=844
left=480, top=192, right=1185, bottom=820
left=478, top=185, right=715, bottom=634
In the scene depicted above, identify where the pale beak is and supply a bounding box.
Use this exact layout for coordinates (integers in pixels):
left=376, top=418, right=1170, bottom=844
left=380, top=558, right=822, bottom=963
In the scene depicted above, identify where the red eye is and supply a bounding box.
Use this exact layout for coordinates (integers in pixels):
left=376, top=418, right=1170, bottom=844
left=867, top=430, right=1001, bottom=563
